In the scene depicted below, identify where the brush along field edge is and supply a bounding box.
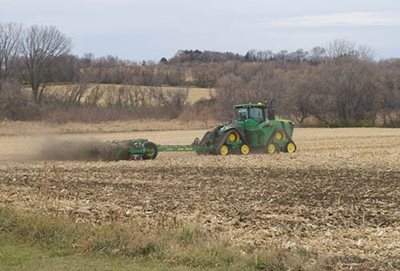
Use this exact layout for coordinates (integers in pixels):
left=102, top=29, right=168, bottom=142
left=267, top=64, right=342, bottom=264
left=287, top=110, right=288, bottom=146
left=0, top=208, right=323, bottom=271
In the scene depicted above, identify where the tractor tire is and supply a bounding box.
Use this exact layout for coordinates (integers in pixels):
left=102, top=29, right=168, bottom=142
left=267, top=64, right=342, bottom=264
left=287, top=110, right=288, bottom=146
left=266, top=143, right=278, bottom=154
left=274, top=129, right=286, bottom=142
left=274, top=128, right=287, bottom=142
left=286, top=142, right=297, bottom=153
left=226, top=130, right=241, bottom=143
left=219, top=144, right=229, bottom=156
left=143, top=141, right=158, bottom=160
left=214, top=131, right=230, bottom=155
left=240, top=144, right=250, bottom=155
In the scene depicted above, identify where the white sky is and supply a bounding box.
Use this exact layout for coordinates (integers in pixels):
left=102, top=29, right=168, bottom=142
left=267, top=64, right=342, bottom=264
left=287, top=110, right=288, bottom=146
left=1, top=0, right=399, bottom=61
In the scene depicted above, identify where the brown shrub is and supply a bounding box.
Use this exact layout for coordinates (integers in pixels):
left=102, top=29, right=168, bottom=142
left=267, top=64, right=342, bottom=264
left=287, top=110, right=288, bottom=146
left=0, top=79, right=37, bottom=120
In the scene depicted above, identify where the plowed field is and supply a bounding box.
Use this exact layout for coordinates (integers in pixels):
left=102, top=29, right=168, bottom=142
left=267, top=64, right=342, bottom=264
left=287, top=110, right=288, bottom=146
left=1, top=128, right=400, bottom=270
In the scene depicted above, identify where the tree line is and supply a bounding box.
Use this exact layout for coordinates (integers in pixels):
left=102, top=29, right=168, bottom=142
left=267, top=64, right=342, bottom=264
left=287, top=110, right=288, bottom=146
left=1, top=22, right=400, bottom=126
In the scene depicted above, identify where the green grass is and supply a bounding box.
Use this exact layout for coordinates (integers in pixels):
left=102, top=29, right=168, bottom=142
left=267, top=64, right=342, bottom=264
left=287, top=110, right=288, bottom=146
left=0, top=208, right=325, bottom=271
left=0, top=234, right=194, bottom=271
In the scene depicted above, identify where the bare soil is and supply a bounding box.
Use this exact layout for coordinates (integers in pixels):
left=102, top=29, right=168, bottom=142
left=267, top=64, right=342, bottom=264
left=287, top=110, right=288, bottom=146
left=1, top=127, right=400, bottom=270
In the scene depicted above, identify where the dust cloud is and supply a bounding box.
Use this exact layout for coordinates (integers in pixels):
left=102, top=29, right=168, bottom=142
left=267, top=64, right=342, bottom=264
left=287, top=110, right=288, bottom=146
left=36, top=138, right=127, bottom=161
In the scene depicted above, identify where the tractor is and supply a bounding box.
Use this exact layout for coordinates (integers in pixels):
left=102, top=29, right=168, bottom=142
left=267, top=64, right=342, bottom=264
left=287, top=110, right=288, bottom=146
left=99, top=101, right=297, bottom=160
left=191, top=101, right=296, bottom=155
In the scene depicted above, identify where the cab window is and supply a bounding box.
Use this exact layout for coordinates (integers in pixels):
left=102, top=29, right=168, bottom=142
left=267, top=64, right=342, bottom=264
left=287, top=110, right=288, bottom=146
left=249, top=107, right=264, bottom=122
left=235, top=108, right=248, bottom=121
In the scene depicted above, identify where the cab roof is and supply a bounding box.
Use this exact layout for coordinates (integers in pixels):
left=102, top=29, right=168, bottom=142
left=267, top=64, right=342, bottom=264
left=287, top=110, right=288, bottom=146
left=234, top=103, right=265, bottom=109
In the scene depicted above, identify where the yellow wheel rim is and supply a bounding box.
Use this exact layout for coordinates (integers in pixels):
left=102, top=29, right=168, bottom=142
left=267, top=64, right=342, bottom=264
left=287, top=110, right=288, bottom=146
left=227, top=131, right=240, bottom=143
left=240, top=144, right=250, bottom=155
left=145, top=147, right=155, bottom=157
left=219, top=145, right=229, bottom=156
left=287, top=143, right=296, bottom=153
left=275, top=131, right=285, bottom=141
left=267, top=143, right=276, bottom=154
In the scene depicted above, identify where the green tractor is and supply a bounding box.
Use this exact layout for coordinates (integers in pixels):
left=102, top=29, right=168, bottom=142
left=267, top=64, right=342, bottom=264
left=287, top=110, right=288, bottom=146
left=192, top=102, right=296, bottom=155
left=97, top=101, right=296, bottom=160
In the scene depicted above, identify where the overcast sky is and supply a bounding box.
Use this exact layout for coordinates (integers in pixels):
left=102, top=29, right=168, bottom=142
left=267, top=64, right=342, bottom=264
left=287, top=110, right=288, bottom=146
left=1, top=0, right=399, bottom=61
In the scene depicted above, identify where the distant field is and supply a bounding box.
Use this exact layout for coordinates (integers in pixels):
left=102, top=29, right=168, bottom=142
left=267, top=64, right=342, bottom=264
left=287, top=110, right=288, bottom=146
left=1, top=127, right=400, bottom=270
left=23, top=84, right=214, bottom=105
left=0, top=119, right=213, bottom=137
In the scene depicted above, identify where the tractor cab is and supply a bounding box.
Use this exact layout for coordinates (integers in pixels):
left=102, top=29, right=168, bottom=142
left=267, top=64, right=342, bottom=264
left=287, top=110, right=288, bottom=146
left=235, top=104, right=266, bottom=128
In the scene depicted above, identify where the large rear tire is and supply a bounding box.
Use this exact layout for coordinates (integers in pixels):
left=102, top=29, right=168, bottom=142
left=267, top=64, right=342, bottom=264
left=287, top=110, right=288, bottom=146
left=143, top=141, right=158, bottom=160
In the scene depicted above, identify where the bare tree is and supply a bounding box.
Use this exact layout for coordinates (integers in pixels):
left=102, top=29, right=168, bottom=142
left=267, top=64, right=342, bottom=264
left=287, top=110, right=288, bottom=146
left=376, top=60, right=400, bottom=126
left=21, top=25, right=71, bottom=104
left=308, top=46, right=326, bottom=64
left=297, top=58, right=378, bottom=126
left=326, top=39, right=372, bottom=60
left=0, top=23, right=22, bottom=79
